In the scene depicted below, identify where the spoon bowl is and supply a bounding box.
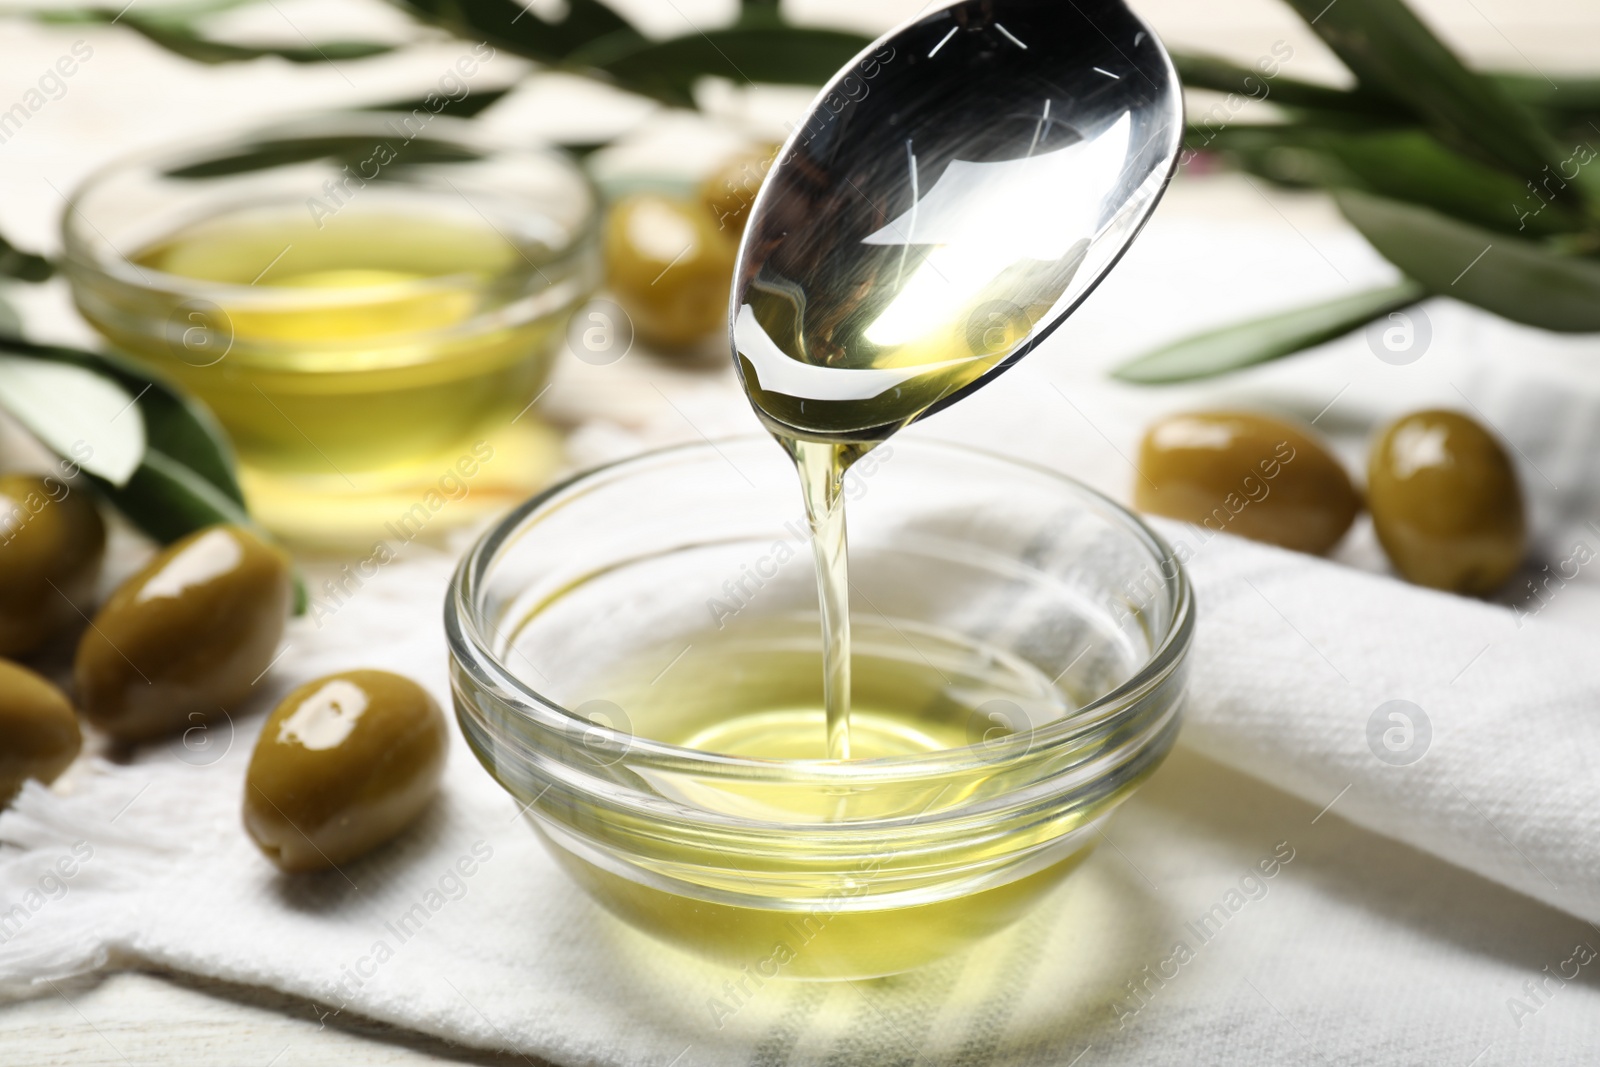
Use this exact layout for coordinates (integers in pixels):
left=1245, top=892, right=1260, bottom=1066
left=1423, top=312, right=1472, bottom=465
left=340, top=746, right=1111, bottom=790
left=733, top=0, right=1183, bottom=442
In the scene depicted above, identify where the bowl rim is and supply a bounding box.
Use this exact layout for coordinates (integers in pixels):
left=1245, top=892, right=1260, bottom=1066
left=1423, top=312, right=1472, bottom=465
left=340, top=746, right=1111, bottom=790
left=446, top=434, right=1193, bottom=783
left=60, top=110, right=602, bottom=318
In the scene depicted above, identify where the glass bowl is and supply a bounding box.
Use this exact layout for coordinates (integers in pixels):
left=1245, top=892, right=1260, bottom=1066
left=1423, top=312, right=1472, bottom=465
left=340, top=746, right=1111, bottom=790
left=62, top=112, right=602, bottom=545
left=446, top=436, right=1192, bottom=979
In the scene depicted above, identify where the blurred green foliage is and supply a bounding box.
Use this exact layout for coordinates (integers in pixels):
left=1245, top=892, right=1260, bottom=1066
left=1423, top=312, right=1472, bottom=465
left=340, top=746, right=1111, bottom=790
left=1122, top=0, right=1600, bottom=381
left=5, top=0, right=1596, bottom=387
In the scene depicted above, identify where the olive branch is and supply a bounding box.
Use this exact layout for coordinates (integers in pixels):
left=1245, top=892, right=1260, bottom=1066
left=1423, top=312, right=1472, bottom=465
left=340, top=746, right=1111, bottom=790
left=0, top=0, right=1592, bottom=560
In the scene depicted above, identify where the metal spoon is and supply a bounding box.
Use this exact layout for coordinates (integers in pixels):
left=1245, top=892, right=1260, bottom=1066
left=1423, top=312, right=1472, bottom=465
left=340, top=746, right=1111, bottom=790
left=732, top=0, right=1183, bottom=444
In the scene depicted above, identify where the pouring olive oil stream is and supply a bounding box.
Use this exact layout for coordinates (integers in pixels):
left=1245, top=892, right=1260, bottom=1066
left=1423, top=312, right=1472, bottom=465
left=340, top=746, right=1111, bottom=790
left=727, top=0, right=1183, bottom=762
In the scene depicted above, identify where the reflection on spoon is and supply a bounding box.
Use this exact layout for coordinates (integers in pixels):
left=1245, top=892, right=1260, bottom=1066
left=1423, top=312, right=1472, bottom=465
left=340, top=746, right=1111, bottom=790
left=735, top=303, right=982, bottom=402
left=861, top=113, right=1130, bottom=349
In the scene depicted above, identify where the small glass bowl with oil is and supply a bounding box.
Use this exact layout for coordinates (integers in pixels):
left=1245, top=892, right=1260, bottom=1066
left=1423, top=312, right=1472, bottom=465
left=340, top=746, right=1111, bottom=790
left=63, top=113, right=601, bottom=544
left=447, top=437, right=1193, bottom=980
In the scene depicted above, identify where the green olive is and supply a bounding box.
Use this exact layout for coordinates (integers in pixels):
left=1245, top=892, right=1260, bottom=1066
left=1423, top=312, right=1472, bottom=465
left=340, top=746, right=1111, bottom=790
left=605, top=193, right=737, bottom=349
left=0, top=475, right=105, bottom=657
left=244, top=670, right=448, bottom=872
left=1135, top=410, right=1361, bottom=554
left=1368, top=409, right=1525, bottom=594
left=75, top=524, right=291, bottom=742
left=697, top=146, right=774, bottom=237
left=0, top=659, right=81, bottom=805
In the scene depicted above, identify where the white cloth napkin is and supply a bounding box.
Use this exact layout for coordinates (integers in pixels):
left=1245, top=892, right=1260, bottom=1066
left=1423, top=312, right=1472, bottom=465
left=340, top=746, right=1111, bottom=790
left=1162, top=518, right=1600, bottom=924
left=4, top=507, right=1599, bottom=1065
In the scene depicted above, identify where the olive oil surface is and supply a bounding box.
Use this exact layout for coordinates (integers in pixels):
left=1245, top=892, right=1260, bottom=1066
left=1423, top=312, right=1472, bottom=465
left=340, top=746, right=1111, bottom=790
left=82, top=204, right=575, bottom=542
left=518, top=618, right=1112, bottom=978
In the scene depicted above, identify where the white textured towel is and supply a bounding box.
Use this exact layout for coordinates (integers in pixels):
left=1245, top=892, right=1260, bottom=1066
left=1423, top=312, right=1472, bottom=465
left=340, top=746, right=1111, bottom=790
left=4, top=497, right=1600, bottom=1065
left=1161, top=517, right=1600, bottom=925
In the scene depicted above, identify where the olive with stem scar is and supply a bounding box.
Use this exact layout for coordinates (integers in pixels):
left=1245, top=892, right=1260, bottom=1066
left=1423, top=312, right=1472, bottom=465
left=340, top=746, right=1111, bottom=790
left=244, top=670, right=448, bottom=872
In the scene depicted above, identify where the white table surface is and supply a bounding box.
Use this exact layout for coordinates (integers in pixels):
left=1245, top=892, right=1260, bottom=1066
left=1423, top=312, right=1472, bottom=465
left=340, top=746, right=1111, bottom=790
left=2, top=0, right=1595, bottom=1063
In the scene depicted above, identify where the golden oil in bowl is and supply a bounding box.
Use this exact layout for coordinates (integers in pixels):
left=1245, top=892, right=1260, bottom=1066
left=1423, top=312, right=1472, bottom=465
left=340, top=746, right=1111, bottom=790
left=448, top=439, right=1192, bottom=979
left=64, top=116, right=601, bottom=544
left=525, top=620, right=1113, bottom=979
left=119, top=208, right=564, bottom=479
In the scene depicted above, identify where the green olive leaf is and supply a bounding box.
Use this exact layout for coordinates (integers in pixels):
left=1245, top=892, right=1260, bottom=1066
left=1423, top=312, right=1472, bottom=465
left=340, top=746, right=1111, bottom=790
left=393, top=0, right=865, bottom=107
left=86, top=448, right=250, bottom=542
left=736, top=0, right=785, bottom=29
left=361, top=85, right=513, bottom=119
left=120, top=20, right=394, bottom=64
left=0, top=294, right=20, bottom=337
left=32, top=0, right=266, bottom=27
left=1278, top=0, right=1574, bottom=194
left=1172, top=51, right=1402, bottom=119
left=164, top=133, right=481, bottom=180
left=352, top=93, right=615, bottom=156
left=1200, top=125, right=1584, bottom=238
left=31, top=4, right=394, bottom=64
left=1493, top=72, right=1600, bottom=116
left=0, top=336, right=244, bottom=506
left=1336, top=189, right=1600, bottom=333
left=0, top=336, right=306, bottom=611
left=0, top=355, right=145, bottom=484
left=574, top=26, right=873, bottom=107
left=1111, top=279, right=1427, bottom=384
left=390, top=0, right=641, bottom=66
left=0, top=233, right=54, bottom=283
